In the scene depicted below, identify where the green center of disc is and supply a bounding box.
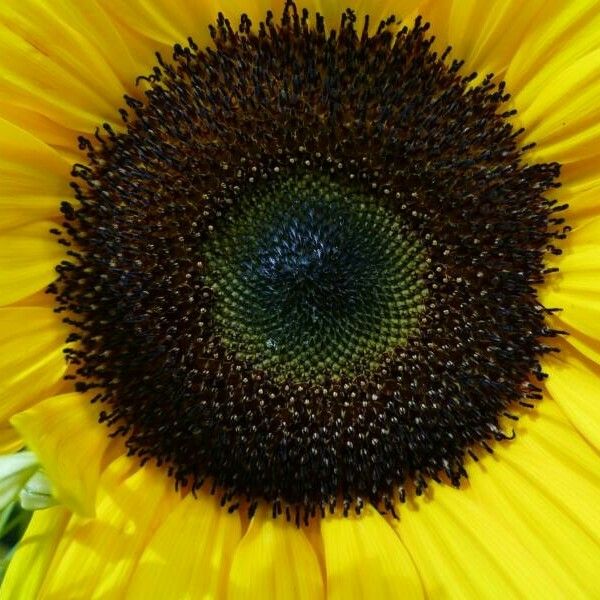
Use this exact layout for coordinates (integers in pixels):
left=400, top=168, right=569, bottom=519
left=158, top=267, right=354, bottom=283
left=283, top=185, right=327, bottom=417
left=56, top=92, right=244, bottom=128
left=204, top=173, right=428, bottom=382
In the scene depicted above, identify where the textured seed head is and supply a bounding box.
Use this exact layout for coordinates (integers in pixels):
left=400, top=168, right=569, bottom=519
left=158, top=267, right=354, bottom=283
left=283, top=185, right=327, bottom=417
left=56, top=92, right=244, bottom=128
left=51, top=3, right=565, bottom=522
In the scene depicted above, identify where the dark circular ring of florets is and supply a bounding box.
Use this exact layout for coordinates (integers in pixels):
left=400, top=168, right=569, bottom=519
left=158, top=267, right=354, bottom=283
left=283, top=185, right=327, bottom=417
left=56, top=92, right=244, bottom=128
left=51, top=3, right=567, bottom=522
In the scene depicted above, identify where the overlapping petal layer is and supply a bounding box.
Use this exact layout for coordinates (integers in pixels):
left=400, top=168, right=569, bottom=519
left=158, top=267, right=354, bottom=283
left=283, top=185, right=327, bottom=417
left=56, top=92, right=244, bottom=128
left=321, top=506, right=423, bottom=599
left=0, top=222, right=65, bottom=306
left=0, top=506, right=70, bottom=600
left=392, top=397, right=600, bottom=598
left=10, top=392, right=113, bottom=516
left=0, top=307, right=67, bottom=452
left=128, top=492, right=243, bottom=599
left=0, top=119, right=71, bottom=229
left=228, top=506, right=323, bottom=600
left=29, top=457, right=178, bottom=598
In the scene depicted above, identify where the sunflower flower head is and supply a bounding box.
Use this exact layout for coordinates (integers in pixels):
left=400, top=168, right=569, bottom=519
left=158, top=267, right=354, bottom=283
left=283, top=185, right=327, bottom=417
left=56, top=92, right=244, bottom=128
left=0, top=1, right=599, bottom=598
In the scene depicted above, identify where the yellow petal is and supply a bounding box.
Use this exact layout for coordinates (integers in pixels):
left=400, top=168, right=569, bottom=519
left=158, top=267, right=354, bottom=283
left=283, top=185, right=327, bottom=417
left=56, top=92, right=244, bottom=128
left=543, top=342, right=600, bottom=452
left=558, top=154, right=600, bottom=221
left=10, top=392, right=111, bottom=516
left=518, top=47, right=600, bottom=165
left=0, top=1, right=145, bottom=90
left=10, top=289, right=56, bottom=310
left=0, top=221, right=65, bottom=306
left=541, top=286, right=600, bottom=341
left=396, top=493, right=564, bottom=598
left=0, top=426, right=23, bottom=454
left=562, top=323, right=600, bottom=366
left=393, top=397, right=600, bottom=597
left=539, top=222, right=600, bottom=345
left=0, top=0, right=157, bottom=137
left=503, top=399, right=600, bottom=541
left=128, top=490, right=242, bottom=599
left=0, top=27, right=116, bottom=134
left=505, top=2, right=600, bottom=196
left=469, top=459, right=599, bottom=598
left=321, top=504, right=423, bottom=600
left=0, top=506, right=71, bottom=600
left=100, top=0, right=281, bottom=48
left=506, top=0, right=599, bottom=89
left=100, top=0, right=204, bottom=46
left=315, top=0, right=423, bottom=32
left=0, top=101, right=82, bottom=150
left=0, top=307, right=66, bottom=431
left=228, top=505, right=324, bottom=600
left=547, top=213, right=600, bottom=258
left=0, top=0, right=160, bottom=149
left=441, top=0, right=545, bottom=78
left=559, top=173, right=600, bottom=220
left=102, top=0, right=426, bottom=74
left=38, top=455, right=180, bottom=598
left=0, top=118, right=69, bottom=229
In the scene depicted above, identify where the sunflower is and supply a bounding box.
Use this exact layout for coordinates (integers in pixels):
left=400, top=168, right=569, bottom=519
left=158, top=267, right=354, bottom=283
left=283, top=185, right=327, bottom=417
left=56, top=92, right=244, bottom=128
left=0, top=0, right=599, bottom=597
